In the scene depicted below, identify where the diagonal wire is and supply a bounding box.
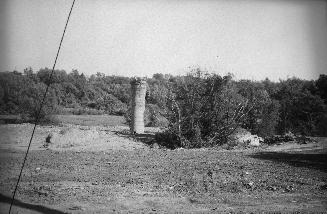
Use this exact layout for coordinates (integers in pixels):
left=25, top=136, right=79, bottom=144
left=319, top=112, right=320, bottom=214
left=9, top=0, right=76, bottom=213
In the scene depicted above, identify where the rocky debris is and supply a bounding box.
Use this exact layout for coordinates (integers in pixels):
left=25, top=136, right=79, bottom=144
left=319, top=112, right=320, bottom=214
left=230, top=129, right=263, bottom=147
left=264, top=134, right=316, bottom=145
left=150, top=142, right=160, bottom=149
left=267, top=186, right=277, bottom=191
left=297, top=136, right=317, bottom=144
left=284, top=185, right=295, bottom=192
left=241, top=170, right=255, bottom=190
left=264, top=135, right=295, bottom=145
left=244, top=181, right=254, bottom=190
left=33, top=185, right=53, bottom=197
left=248, top=136, right=262, bottom=147
left=69, top=205, right=85, bottom=211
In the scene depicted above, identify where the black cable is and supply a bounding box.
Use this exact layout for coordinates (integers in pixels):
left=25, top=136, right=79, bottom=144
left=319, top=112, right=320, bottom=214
left=9, top=0, right=76, bottom=213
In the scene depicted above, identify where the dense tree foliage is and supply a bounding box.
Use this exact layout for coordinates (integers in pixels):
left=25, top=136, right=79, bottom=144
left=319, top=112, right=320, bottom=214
left=0, top=68, right=326, bottom=139
left=0, top=68, right=131, bottom=120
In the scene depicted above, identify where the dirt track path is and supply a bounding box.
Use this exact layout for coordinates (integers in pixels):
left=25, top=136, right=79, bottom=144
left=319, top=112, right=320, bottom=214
left=0, top=124, right=326, bottom=213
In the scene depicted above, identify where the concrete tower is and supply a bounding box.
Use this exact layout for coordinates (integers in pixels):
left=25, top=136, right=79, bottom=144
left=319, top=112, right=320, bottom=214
left=130, top=78, right=147, bottom=134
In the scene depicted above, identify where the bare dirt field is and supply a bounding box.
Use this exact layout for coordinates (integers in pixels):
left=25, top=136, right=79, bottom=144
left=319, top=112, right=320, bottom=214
left=0, top=116, right=326, bottom=213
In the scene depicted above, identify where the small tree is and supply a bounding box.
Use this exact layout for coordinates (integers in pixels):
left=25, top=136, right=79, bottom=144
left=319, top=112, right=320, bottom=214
left=160, top=69, right=252, bottom=148
left=257, top=99, right=280, bottom=137
left=19, top=83, right=58, bottom=123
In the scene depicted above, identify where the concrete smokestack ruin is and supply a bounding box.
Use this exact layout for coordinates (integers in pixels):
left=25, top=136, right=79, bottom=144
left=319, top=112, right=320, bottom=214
left=130, top=78, right=147, bottom=134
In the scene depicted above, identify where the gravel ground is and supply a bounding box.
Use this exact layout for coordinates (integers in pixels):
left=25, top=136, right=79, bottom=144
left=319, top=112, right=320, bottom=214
left=0, top=124, right=326, bottom=213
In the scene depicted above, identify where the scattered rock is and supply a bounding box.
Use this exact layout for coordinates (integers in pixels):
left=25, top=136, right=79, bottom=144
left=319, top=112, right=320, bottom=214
left=263, top=133, right=317, bottom=145
left=167, top=186, right=174, bottom=191
left=69, top=206, right=84, bottom=210
left=244, top=181, right=254, bottom=189
left=267, top=186, right=277, bottom=191
left=230, top=129, right=263, bottom=147
left=151, top=143, right=160, bottom=149
left=264, top=135, right=294, bottom=145
left=37, top=191, right=48, bottom=196
left=297, top=136, right=316, bottom=144
left=284, top=185, right=294, bottom=192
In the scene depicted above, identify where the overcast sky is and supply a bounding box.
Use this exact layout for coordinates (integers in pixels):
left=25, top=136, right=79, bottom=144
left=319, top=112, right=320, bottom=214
left=1, top=0, right=327, bottom=81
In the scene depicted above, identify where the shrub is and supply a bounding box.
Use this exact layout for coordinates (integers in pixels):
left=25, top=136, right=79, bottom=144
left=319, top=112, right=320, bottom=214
left=123, top=107, right=132, bottom=126
left=257, top=99, right=280, bottom=137
left=161, top=69, right=252, bottom=148
left=95, top=94, right=127, bottom=115
left=71, top=107, right=105, bottom=115
left=144, top=104, right=169, bottom=127
left=154, top=130, right=181, bottom=149
left=18, top=83, right=59, bottom=123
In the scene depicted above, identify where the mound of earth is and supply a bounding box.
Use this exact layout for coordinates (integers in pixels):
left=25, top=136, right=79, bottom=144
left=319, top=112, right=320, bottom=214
left=229, top=128, right=263, bottom=147
left=0, top=124, right=151, bottom=152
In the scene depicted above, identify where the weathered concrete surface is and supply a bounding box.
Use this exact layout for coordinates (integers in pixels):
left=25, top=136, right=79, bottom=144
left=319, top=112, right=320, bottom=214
left=130, top=78, right=147, bottom=134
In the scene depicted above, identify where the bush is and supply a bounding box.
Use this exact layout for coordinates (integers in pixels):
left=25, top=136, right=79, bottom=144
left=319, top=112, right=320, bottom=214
left=257, top=99, right=280, bottom=137
left=161, top=69, right=251, bottom=148
left=95, top=94, right=127, bottom=115
left=123, top=107, right=132, bottom=126
left=154, top=130, right=181, bottom=149
left=18, top=83, right=59, bottom=123
left=70, top=107, right=105, bottom=115
left=144, top=104, right=169, bottom=127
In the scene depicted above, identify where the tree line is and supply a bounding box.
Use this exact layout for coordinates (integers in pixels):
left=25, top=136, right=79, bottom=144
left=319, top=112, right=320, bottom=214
left=155, top=70, right=327, bottom=148
left=0, top=67, right=326, bottom=141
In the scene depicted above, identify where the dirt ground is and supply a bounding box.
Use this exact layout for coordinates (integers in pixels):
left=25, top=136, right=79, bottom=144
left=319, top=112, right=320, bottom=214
left=0, top=123, right=326, bottom=213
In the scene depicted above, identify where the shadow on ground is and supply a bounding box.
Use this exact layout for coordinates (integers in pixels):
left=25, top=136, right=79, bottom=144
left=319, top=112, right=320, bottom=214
left=0, top=193, right=66, bottom=214
left=113, top=130, right=155, bottom=146
left=250, top=151, right=327, bottom=172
